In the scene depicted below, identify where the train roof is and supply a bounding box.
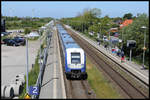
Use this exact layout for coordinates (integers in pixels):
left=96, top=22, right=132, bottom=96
left=56, top=24, right=81, bottom=49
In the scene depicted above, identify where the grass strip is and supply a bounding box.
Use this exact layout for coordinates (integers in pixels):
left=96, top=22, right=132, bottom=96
left=19, top=53, right=40, bottom=99
left=19, top=37, right=46, bottom=98
left=28, top=37, right=39, bottom=41
left=86, top=57, right=123, bottom=99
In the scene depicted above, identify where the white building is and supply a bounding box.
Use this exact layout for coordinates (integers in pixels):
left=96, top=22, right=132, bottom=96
left=26, top=31, right=40, bottom=38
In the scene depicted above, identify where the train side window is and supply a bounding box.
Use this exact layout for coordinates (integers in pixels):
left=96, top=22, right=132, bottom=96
left=71, top=53, right=81, bottom=64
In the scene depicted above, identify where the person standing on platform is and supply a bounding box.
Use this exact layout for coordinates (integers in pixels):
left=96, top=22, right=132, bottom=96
left=121, top=51, right=125, bottom=63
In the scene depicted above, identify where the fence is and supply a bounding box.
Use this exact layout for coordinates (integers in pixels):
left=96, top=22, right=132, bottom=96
left=32, top=29, right=52, bottom=99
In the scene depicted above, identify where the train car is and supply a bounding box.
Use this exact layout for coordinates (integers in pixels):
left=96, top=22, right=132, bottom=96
left=56, top=24, right=87, bottom=80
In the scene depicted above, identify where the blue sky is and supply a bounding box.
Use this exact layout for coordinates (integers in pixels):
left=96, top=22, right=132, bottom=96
left=1, top=1, right=149, bottom=19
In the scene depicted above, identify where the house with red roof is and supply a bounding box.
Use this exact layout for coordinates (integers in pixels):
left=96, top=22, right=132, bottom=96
left=120, top=19, right=133, bottom=29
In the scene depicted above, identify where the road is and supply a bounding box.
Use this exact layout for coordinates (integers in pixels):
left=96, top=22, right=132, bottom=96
left=1, top=40, right=40, bottom=85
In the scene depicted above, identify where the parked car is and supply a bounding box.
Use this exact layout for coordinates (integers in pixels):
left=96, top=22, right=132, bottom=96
left=13, top=37, right=26, bottom=45
left=3, top=38, right=11, bottom=44
left=6, top=39, right=20, bottom=46
left=1, top=32, right=10, bottom=36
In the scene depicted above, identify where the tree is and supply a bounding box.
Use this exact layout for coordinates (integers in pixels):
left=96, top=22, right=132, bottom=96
left=111, top=24, right=119, bottom=28
left=24, top=28, right=31, bottom=34
left=120, top=13, right=149, bottom=66
left=90, top=8, right=101, bottom=18
left=123, top=13, right=133, bottom=19
left=98, top=16, right=112, bottom=36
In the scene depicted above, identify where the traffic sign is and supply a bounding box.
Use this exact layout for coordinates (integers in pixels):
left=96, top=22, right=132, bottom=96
left=24, top=93, right=31, bottom=99
left=29, top=86, right=39, bottom=96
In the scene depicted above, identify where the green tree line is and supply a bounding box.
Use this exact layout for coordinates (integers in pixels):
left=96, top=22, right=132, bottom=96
left=2, top=16, right=53, bottom=30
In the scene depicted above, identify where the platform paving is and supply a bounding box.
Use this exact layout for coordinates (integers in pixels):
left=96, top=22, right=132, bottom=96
left=39, top=28, right=66, bottom=99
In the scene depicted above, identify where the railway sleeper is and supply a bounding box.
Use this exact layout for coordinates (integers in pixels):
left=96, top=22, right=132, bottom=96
left=65, top=71, right=87, bottom=80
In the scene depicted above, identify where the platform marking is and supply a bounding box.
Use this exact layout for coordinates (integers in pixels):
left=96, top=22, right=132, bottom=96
left=53, top=32, right=57, bottom=98
left=56, top=29, right=67, bottom=98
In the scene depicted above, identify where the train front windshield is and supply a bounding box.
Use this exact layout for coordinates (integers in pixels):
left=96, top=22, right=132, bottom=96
left=71, top=53, right=81, bottom=64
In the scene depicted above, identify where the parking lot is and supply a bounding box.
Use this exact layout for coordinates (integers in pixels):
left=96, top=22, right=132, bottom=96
left=1, top=40, right=40, bottom=85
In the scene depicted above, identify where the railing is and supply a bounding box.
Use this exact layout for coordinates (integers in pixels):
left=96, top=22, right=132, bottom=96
left=32, top=29, right=52, bottom=99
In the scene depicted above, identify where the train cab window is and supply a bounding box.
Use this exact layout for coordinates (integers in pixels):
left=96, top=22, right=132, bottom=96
left=71, top=53, right=81, bottom=64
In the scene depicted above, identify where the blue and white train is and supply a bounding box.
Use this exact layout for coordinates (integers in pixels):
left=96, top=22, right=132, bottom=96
left=56, top=24, right=87, bottom=80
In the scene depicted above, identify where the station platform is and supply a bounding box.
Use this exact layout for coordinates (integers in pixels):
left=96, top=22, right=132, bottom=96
left=39, top=28, right=66, bottom=99
left=65, top=25, right=149, bottom=86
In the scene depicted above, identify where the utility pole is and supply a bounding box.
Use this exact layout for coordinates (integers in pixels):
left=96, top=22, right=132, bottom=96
left=98, top=23, right=101, bottom=45
left=107, top=24, right=111, bottom=50
left=39, top=32, right=42, bottom=86
left=121, top=29, right=124, bottom=51
left=127, top=40, right=136, bottom=62
left=82, top=21, right=84, bottom=33
left=141, top=26, right=147, bottom=69
left=129, top=48, right=132, bottom=61
left=26, top=37, right=29, bottom=93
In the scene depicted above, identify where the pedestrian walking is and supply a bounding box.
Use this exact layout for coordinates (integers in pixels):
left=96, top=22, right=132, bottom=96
left=121, top=51, right=125, bottom=63
left=117, top=49, right=121, bottom=57
left=104, top=44, right=108, bottom=50
left=97, top=39, right=100, bottom=45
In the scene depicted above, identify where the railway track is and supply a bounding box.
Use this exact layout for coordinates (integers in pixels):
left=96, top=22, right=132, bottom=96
left=66, top=79, right=95, bottom=99
left=64, top=26, right=149, bottom=99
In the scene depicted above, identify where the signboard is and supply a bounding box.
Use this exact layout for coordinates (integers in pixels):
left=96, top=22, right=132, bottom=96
left=29, top=86, right=39, bottom=96
left=127, top=40, right=136, bottom=48
left=24, top=93, right=31, bottom=99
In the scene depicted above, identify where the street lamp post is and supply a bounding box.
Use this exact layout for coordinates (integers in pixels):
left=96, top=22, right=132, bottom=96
left=121, top=28, right=124, bottom=52
left=107, top=24, right=111, bottom=50
left=141, top=26, right=147, bottom=69
left=39, top=32, right=42, bottom=86
left=98, top=23, right=101, bottom=45
left=82, top=21, right=83, bottom=33
left=129, top=48, right=132, bottom=62
left=26, top=37, right=29, bottom=94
